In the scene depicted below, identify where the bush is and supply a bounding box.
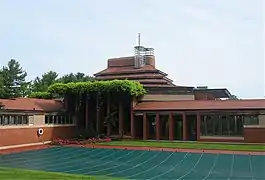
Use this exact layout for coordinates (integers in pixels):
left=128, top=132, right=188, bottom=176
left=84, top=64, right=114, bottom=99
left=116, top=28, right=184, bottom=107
left=29, top=92, right=53, bottom=99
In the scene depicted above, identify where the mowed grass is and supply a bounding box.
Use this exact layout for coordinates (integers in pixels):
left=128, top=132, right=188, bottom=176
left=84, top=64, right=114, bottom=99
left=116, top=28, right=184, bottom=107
left=0, top=167, right=124, bottom=180
left=98, top=140, right=265, bottom=151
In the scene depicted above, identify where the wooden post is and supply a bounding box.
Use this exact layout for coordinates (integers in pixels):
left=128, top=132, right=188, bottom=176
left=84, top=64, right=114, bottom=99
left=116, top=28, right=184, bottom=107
left=182, top=112, right=187, bottom=141
left=169, top=112, right=174, bottom=140
left=85, top=98, right=89, bottom=130
left=143, top=113, right=148, bottom=140
left=119, top=102, right=124, bottom=136
left=106, top=94, right=111, bottom=136
left=196, top=112, right=201, bottom=141
left=156, top=112, right=160, bottom=140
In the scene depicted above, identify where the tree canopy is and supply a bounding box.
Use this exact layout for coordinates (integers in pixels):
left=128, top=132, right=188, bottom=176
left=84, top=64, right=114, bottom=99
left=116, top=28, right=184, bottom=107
left=31, top=71, right=59, bottom=93
left=58, top=72, right=94, bottom=83
left=0, top=59, right=95, bottom=99
left=0, top=59, right=30, bottom=98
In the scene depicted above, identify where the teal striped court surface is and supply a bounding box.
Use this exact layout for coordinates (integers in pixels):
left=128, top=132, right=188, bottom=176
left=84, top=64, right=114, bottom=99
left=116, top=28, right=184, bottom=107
left=0, top=146, right=264, bottom=180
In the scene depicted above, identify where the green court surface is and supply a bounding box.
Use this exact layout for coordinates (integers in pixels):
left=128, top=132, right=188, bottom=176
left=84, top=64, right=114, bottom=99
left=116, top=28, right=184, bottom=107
left=0, top=146, right=264, bottom=180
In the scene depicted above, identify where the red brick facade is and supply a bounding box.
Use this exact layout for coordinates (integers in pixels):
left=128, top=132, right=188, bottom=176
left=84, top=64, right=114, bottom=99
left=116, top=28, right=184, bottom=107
left=0, top=126, right=77, bottom=147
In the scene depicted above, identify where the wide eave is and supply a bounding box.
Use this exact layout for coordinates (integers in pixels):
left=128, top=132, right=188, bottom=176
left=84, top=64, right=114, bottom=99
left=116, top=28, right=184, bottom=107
left=133, top=99, right=265, bottom=111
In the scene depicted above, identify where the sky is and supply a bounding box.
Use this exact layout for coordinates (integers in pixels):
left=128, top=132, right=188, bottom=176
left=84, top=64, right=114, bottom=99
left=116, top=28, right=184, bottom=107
left=0, top=0, right=264, bottom=98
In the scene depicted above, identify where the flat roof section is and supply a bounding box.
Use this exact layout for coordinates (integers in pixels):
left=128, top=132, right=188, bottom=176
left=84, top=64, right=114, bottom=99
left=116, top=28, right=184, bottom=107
left=194, top=88, right=232, bottom=99
left=133, top=99, right=265, bottom=111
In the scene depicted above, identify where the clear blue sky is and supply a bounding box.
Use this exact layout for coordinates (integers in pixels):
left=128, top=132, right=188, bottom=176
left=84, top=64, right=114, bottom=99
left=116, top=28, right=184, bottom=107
left=0, top=0, right=264, bottom=98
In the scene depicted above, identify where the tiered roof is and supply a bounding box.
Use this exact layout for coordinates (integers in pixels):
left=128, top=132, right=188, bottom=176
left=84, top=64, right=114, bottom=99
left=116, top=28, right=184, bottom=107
left=94, top=54, right=233, bottom=98
left=94, top=56, right=191, bottom=89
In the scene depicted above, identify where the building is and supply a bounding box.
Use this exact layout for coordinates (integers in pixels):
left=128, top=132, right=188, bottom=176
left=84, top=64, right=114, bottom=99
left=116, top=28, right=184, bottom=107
left=1, top=45, right=264, bottom=148
left=94, top=45, right=265, bottom=143
left=0, top=98, right=77, bottom=148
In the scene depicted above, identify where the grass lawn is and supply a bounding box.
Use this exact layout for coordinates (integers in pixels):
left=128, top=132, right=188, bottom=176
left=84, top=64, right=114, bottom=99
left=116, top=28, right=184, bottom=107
left=0, top=167, right=124, bottom=180
left=98, top=140, right=265, bottom=152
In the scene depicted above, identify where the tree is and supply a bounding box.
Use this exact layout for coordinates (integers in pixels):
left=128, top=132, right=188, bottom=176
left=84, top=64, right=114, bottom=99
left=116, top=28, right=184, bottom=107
left=1, top=59, right=30, bottom=98
left=58, top=72, right=94, bottom=83
left=0, top=72, right=4, bottom=97
left=31, top=71, right=59, bottom=92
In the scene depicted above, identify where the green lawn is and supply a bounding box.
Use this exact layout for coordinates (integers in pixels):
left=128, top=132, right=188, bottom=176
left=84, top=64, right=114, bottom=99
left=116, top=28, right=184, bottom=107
left=98, top=140, right=265, bottom=152
left=0, top=167, right=123, bottom=180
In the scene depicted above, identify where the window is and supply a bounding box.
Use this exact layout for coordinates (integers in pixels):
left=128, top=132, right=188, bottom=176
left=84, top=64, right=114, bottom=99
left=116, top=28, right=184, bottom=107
left=58, top=116, right=62, bottom=124
left=0, top=115, right=3, bottom=125
left=200, top=114, right=244, bottom=137
left=0, top=115, right=29, bottom=126
left=9, top=116, right=15, bottom=125
left=4, top=116, right=9, bottom=125
left=17, top=116, right=23, bottom=124
left=48, top=115, right=53, bottom=124
left=244, top=115, right=259, bottom=125
left=45, top=115, right=49, bottom=124
left=22, top=116, right=29, bottom=125
left=45, top=115, right=75, bottom=125
left=69, top=115, right=73, bottom=124
left=62, top=115, right=67, bottom=124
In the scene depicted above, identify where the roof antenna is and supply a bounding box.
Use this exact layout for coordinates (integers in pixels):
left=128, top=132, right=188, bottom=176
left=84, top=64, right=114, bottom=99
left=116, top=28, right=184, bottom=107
left=138, top=33, right=141, bottom=46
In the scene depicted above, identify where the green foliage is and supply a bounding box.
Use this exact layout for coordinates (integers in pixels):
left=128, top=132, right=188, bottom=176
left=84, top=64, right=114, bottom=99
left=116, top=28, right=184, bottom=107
left=0, top=59, right=31, bottom=98
left=31, top=71, right=59, bottom=92
left=28, top=92, right=53, bottom=99
left=0, top=72, right=4, bottom=97
left=58, top=72, right=94, bottom=83
left=48, top=80, right=146, bottom=97
left=31, top=71, right=94, bottom=95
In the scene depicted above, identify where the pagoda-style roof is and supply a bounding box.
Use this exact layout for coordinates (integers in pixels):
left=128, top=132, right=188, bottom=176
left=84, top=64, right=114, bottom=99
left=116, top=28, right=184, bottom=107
left=94, top=56, right=191, bottom=89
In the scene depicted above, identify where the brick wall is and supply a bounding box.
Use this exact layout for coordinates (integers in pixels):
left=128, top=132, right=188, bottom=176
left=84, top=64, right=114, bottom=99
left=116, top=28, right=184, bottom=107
left=0, top=125, right=78, bottom=147
left=244, top=126, right=265, bottom=143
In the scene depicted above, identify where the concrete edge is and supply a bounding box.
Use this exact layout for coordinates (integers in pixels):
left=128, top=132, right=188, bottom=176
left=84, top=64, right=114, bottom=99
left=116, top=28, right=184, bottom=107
left=0, top=141, right=51, bottom=150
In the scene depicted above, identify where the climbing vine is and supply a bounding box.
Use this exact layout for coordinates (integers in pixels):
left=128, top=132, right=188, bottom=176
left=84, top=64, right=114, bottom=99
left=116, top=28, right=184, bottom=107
left=47, top=80, right=146, bottom=97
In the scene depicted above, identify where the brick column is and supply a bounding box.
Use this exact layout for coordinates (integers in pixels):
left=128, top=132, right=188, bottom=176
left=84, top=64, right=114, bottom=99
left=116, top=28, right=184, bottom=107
left=118, top=102, right=124, bottom=136
left=169, top=112, right=174, bottom=140
left=196, top=112, right=201, bottom=141
left=85, top=99, right=89, bottom=129
left=156, top=112, right=161, bottom=141
left=130, top=111, right=135, bottom=139
left=143, top=113, right=148, bottom=140
left=106, top=97, right=111, bottom=136
left=182, top=112, right=187, bottom=141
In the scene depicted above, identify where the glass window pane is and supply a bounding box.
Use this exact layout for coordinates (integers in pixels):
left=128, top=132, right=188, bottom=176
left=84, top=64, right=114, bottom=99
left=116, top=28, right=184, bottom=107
left=17, top=116, right=22, bottom=124
left=58, top=116, right=62, bottom=124
left=48, top=116, right=53, bottom=124
left=9, top=116, right=15, bottom=125
left=22, top=116, right=28, bottom=124
left=69, top=115, right=73, bottom=124
left=45, top=116, right=49, bottom=124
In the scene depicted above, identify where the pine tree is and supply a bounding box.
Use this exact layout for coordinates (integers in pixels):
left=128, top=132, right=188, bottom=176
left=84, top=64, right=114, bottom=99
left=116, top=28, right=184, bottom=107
left=31, top=71, right=59, bottom=92
left=1, top=59, right=30, bottom=98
